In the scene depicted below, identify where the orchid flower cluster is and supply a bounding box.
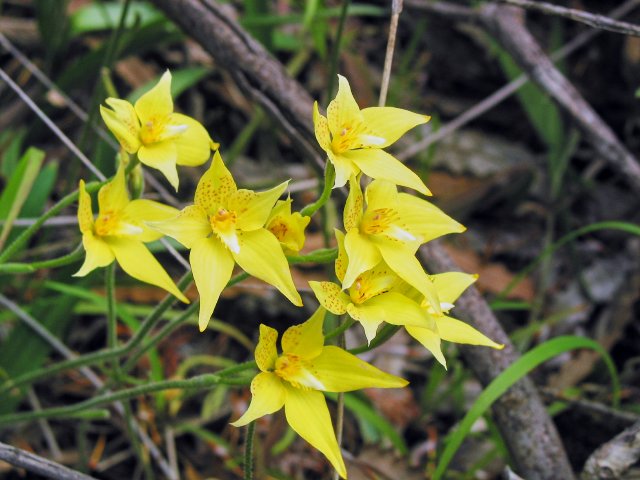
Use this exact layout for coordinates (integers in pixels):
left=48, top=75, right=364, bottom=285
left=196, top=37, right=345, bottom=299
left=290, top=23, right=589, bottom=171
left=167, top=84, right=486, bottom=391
left=76, top=71, right=503, bottom=478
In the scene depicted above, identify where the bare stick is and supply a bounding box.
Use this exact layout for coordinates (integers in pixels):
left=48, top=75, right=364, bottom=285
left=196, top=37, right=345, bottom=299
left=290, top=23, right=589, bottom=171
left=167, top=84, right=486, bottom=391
left=0, top=441, right=98, bottom=480
left=379, top=0, right=403, bottom=106
left=582, top=420, right=640, bottom=479
left=498, top=0, right=640, bottom=37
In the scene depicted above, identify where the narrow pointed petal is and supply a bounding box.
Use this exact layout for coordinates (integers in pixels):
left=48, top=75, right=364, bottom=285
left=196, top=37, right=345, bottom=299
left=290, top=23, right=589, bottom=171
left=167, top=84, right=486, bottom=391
left=195, top=151, right=237, bottom=212
left=310, top=345, right=409, bottom=392
left=134, top=70, right=173, bottom=123
left=233, top=229, right=302, bottom=306
left=309, top=281, right=349, bottom=315
left=77, top=180, right=94, bottom=234
left=313, top=102, right=331, bottom=152
left=345, top=149, right=431, bottom=195
left=148, top=205, right=210, bottom=249
left=283, top=387, right=347, bottom=479
left=327, top=74, right=362, bottom=138
left=354, top=292, right=431, bottom=330
left=432, top=272, right=477, bottom=305
left=74, top=232, right=114, bottom=277
left=123, top=199, right=179, bottom=242
left=397, top=193, right=465, bottom=243
left=100, top=100, right=141, bottom=153
left=171, top=113, right=212, bottom=167
left=232, top=182, right=288, bottom=231
left=106, top=237, right=188, bottom=303
left=334, top=229, right=347, bottom=283
left=375, top=240, right=441, bottom=314
left=342, top=229, right=381, bottom=289
left=345, top=303, right=383, bottom=343
left=330, top=152, right=358, bottom=189
left=282, top=307, right=325, bottom=359
left=230, top=372, right=285, bottom=426
left=138, top=142, right=179, bottom=191
left=190, top=236, right=234, bottom=331
left=436, top=316, right=504, bottom=349
left=406, top=326, right=447, bottom=368
left=343, top=175, right=363, bottom=231
left=255, top=324, right=279, bottom=372
left=360, top=107, right=430, bottom=148
left=98, top=165, right=129, bottom=214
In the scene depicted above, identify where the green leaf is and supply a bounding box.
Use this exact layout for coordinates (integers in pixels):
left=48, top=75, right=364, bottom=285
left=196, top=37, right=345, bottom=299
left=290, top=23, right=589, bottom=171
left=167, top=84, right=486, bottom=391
left=127, top=67, right=211, bottom=104
left=70, top=1, right=164, bottom=35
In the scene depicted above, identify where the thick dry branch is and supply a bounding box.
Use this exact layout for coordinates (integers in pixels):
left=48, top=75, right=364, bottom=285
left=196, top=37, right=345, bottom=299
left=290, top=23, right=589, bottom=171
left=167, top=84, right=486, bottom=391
left=149, top=1, right=575, bottom=478
left=582, top=420, right=640, bottom=479
left=0, top=442, right=98, bottom=480
left=498, top=0, right=640, bottom=37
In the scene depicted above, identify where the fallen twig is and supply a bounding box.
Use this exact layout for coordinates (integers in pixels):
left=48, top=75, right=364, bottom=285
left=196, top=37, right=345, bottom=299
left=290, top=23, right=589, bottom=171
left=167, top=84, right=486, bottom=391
left=582, top=420, right=640, bottom=479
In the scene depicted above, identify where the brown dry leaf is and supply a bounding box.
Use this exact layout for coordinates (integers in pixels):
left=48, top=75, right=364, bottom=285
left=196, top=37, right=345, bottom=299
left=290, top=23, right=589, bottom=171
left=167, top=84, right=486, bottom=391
left=350, top=446, right=423, bottom=480
left=115, top=58, right=158, bottom=90
left=365, top=388, right=420, bottom=430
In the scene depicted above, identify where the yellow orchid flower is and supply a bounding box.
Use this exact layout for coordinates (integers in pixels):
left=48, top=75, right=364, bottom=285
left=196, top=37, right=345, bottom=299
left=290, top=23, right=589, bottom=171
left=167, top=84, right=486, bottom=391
left=231, top=308, right=408, bottom=479
left=405, top=272, right=504, bottom=368
left=314, top=75, right=431, bottom=193
left=149, top=151, right=302, bottom=331
left=309, top=231, right=430, bottom=343
left=100, top=70, right=218, bottom=191
left=265, top=197, right=310, bottom=255
left=341, top=175, right=465, bottom=311
left=74, top=165, right=188, bottom=303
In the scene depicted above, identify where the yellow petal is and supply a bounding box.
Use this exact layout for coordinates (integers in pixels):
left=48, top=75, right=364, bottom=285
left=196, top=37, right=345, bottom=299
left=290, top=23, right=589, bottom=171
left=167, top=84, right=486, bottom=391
left=436, top=316, right=504, bottom=350
left=255, top=324, right=279, bottom=372
left=396, top=193, right=465, bottom=243
left=171, top=113, right=212, bottom=167
left=334, top=229, right=347, bottom=283
left=283, top=386, right=347, bottom=479
left=406, top=326, right=447, bottom=368
left=342, top=229, right=382, bottom=289
left=345, top=303, right=383, bottom=343
left=375, top=240, right=441, bottom=314
left=309, top=281, right=349, bottom=315
left=344, top=149, right=431, bottom=195
left=364, top=179, right=398, bottom=211
left=190, top=236, right=235, bottom=331
left=77, top=180, right=94, bottom=234
left=343, top=175, right=363, bottom=232
left=74, top=232, right=114, bottom=277
left=148, top=204, right=211, bottom=249
left=134, top=70, right=173, bottom=124
left=313, top=102, right=331, bottom=152
left=230, top=372, right=285, bottom=426
left=330, top=152, right=359, bottom=189
left=99, top=99, right=141, bottom=153
left=360, top=106, right=430, bottom=148
left=267, top=210, right=310, bottom=254
left=352, top=291, right=430, bottom=332
left=106, top=237, right=189, bottom=303
left=194, top=151, right=237, bottom=212
left=231, top=181, right=288, bottom=231
left=138, top=142, right=179, bottom=191
left=281, top=307, right=325, bottom=359
left=122, top=199, right=180, bottom=243
left=98, top=164, right=129, bottom=215
left=432, top=272, right=477, bottom=306
left=327, top=74, right=363, bottom=139
left=310, top=345, right=408, bottom=391
left=233, top=229, right=302, bottom=307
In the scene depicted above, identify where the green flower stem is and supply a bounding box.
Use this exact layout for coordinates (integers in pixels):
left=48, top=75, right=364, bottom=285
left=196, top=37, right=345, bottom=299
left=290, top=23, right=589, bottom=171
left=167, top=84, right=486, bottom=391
left=0, top=373, right=250, bottom=427
left=324, top=318, right=355, bottom=342
left=0, top=181, right=103, bottom=264
left=106, top=264, right=117, bottom=352
left=349, top=325, right=400, bottom=355
left=286, top=247, right=337, bottom=265
left=0, top=245, right=84, bottom=273
left=300, top=161, right=336, bottom=218
left=326, top=0, right=351, bottom=102
left=243, top=421, right=256, bottom=480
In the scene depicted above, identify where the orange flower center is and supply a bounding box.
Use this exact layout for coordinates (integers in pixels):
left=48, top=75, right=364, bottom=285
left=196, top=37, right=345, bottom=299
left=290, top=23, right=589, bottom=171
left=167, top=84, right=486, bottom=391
left=94, top=210, right=120, bottom=237
left=361, top=208, right=397, bottom=235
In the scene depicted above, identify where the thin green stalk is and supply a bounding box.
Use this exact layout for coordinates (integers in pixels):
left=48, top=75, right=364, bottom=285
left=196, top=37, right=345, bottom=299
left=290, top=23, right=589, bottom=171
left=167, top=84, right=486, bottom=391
left=106, top=264, right=117, bottom=352
left=324, top=318, right=355, bottom=341
left=243, top=421, right=256, bottom=480
left=349, top=325, right=400, bottom=355
left=0, top=245, right=83, bottom=273
left=332, top=315, right=347, bottom=480
left=326, top=0, right=351, bottom=101
left=300, top=162, right=336, bottom=217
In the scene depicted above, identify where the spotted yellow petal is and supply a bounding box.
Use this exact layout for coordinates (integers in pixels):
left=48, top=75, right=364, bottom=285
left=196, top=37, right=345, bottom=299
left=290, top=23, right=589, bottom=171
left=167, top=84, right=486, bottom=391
left=345, top=303, right=383, bottom=343
left=134, top=70, right=173, bottom=124
left=230, top=372, right=285, bottom=426
left=194, top=151, right=237, bottom=212
left=123, top=199, right=179, bottom=243
left=171, top=113, right=212, bottom=167
left=360, top=106, right=430, bottom=148
left=232, top=181, right=288, bottom=232
left=432, top=272, right=477, bottom=306
left=342, top=229, right=382, bottom=289
left=190, top=236, right=235, bottom=331
left=105, top=236, right=188, bottom=303
left=334, top=229, right=347, bottom=283
left=281, top=307, right=325, bottom=359
left=138, top=142, right=179, bottom=191
left=149, top=205, right=210, bottom=249
left=330, top=152, right=359, bottom=189
left=74, top=232, right=114, bottom=277
left=77, top=180, right=94, bottom=234
left=233, top=229, right=302, bottom=307
left=309, top=281, right=349, bottom=315
left=313, top=102, right=331, bottom=152
left=396, top=193, right=465, bottom=243
left=344, top=149, right=430, bottom=195
left=436, top=316, right=504, bottom=350
left=352, top=291, right=430, bottom=333
left=98, top=164, right=129, bottom=214
left=327, top=74, right=363, bottom=139
left=100, top=99, right=141, bottom=153
left=364, top=179, right=398, bottom=211
left=283, top=386, right=347, bottom=479
left=406, top=326, right=447, bottom=368
left=343, top=175, right=363, bottom=231
left=255, top=324, right=279, bottom=372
